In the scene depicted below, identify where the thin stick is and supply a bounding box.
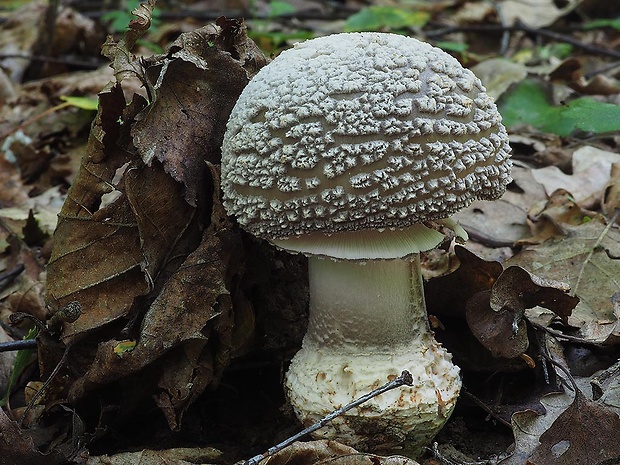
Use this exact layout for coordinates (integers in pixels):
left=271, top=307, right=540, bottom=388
left=18, top=346, right=70, bottom=426
left=460, top=388, right=512, bottom=429
left=0, top=339, right=37, bottom=353
left=0, top=264, right=24, bottom=295
left=244, top=370, right=414, bottom=465
left=424, top=22, right=620, bottom=60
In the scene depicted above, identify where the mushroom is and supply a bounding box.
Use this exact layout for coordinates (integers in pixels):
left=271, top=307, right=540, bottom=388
left=220, top=32, right=511, bottom=455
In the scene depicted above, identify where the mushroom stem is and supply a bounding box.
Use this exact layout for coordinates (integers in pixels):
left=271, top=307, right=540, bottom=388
left=285, top=254, right=461, bottom=455
left=305, top=255, right=431, bottom=348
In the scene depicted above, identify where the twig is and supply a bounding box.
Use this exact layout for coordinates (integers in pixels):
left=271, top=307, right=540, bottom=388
left=529, top=320, right=600, bottom=345
left=0, top=339, right=37, bottom=353
left=424, top=22, right=620, bottom=60
left=0, top=264, right=24, bottom=290
left=0, top=53, right=102, bottom=69
left=243, top=370, right=414, bottom=465
left=0, top=101, right=73, bottom=142
left=460, top=387, right=512, bottom=429
left=18, top=345, right=70, bottom=426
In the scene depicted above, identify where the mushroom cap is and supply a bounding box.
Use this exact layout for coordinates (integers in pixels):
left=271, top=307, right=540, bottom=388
left=221, top=32, right=512, bottom=253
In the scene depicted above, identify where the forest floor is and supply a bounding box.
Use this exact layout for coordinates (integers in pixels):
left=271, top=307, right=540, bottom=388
left=1, top=1, right=620, bottom=464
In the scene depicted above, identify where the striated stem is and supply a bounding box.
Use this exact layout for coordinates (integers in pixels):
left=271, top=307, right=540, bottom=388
left=305, top=254, right=432, bottom=348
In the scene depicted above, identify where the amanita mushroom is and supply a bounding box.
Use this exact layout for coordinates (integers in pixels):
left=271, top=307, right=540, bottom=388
left=220, top=32, right=511, bottom=455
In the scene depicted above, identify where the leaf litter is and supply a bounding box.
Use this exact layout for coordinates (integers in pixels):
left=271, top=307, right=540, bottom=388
left=44, top=15, right=267, bottom=435
left=0, top=0, right=620, bottom=464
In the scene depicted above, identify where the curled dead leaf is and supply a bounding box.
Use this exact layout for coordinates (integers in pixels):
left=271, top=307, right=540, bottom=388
left=518, top=189, right=591, bottom=246
left=132, top=17, right=266, bottom=206
left=466, top=266, right=578, bottom=359
left=549, top=58, right=620, bottom=95
left=466, top=289, right=529, bottom=359
left=425, top=245, right=504, bottom=318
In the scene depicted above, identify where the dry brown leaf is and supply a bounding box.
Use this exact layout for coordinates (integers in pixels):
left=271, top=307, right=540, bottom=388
left=67, top=167, right=247, bottom=428
left=531, top=145, right=619, bottom=206
left=45, top=83, right=150, bottom=340
left=100, top=1, right=155, bottom=87
left=502, top=165, right=552, bottom=210
left=549, top=58, right=620, bottom=95
left=261, top=440, right=421, bottom=465
left=498, top=0, right=582, bottom=28
left=592, top=358, right=620, bottom=409
left=453, top=198, right=529, bottom=247
left=0, top=151, right=29, bottom=208
left=466, top=289, right=529, bottom=359
left=472, top=58, right=528, bottom=102
left=86, top=447, right=222, bottom=465
left=508, top=216, right=620, bottom=343
left=0, top=2, right=48, bottom=82
left=0, top=407, right=65, bottom=465
left=453, top=165, right=541, bottom=248
left=528, top=391, right=620, bottom=464
left=602, top=163, right=620, bottom=219
left=0, top=1, right=103, bottom=82
left=466, top=266, right=578, bottom=359
left=43, top=17, right=267, bottom=427
left=0, top=68, right=17, bottom=104
left=451, top=2, right=497, bottom=25
left=1, top=233, right=48, bottom=324
left=132, top=17, right=266, bottom=206
left=500, top=390, right=574, bottom=465
left=518, top=189, right=591, bottom=246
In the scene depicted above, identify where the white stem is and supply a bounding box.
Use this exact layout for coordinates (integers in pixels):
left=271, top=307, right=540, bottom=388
left=305, top=254, right=432, bottom=349
left=285, top=253, right=461, bottom=454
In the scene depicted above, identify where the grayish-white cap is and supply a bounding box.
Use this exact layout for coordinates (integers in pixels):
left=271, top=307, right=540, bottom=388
left=221, top=32, right=512, bottom=258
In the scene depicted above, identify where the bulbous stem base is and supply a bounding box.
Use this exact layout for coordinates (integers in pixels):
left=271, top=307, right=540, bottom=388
left=284, top=255, right=461, bottom=456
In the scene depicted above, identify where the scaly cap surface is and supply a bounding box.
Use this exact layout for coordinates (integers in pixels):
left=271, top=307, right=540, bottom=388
left=222, top=32, right=512, bottom=241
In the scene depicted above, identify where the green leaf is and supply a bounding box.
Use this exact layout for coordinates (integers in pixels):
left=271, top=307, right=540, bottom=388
left=101, top=0, right=161, bottom=33
left=268, top=1, right=296, bottom=18
left=583, top=18, right=620, bottom=30
left=344, top=6, right=430, bottom=32
left=249, top=30, right=314, bottom=54
left=1, top=1, right=33, bottom=9
left=498, top=80, right=620, bottom=136
left=60, top=95, right=99, bottom=111
left=0, top=327, right=38, bottom=407
left=537, top=43, right=573, bottom=61
left=555, top=99, right=620, bottom=135
left=435, top=41, right=468, bottom=54
left=114, top=340, right=137, bottom=355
